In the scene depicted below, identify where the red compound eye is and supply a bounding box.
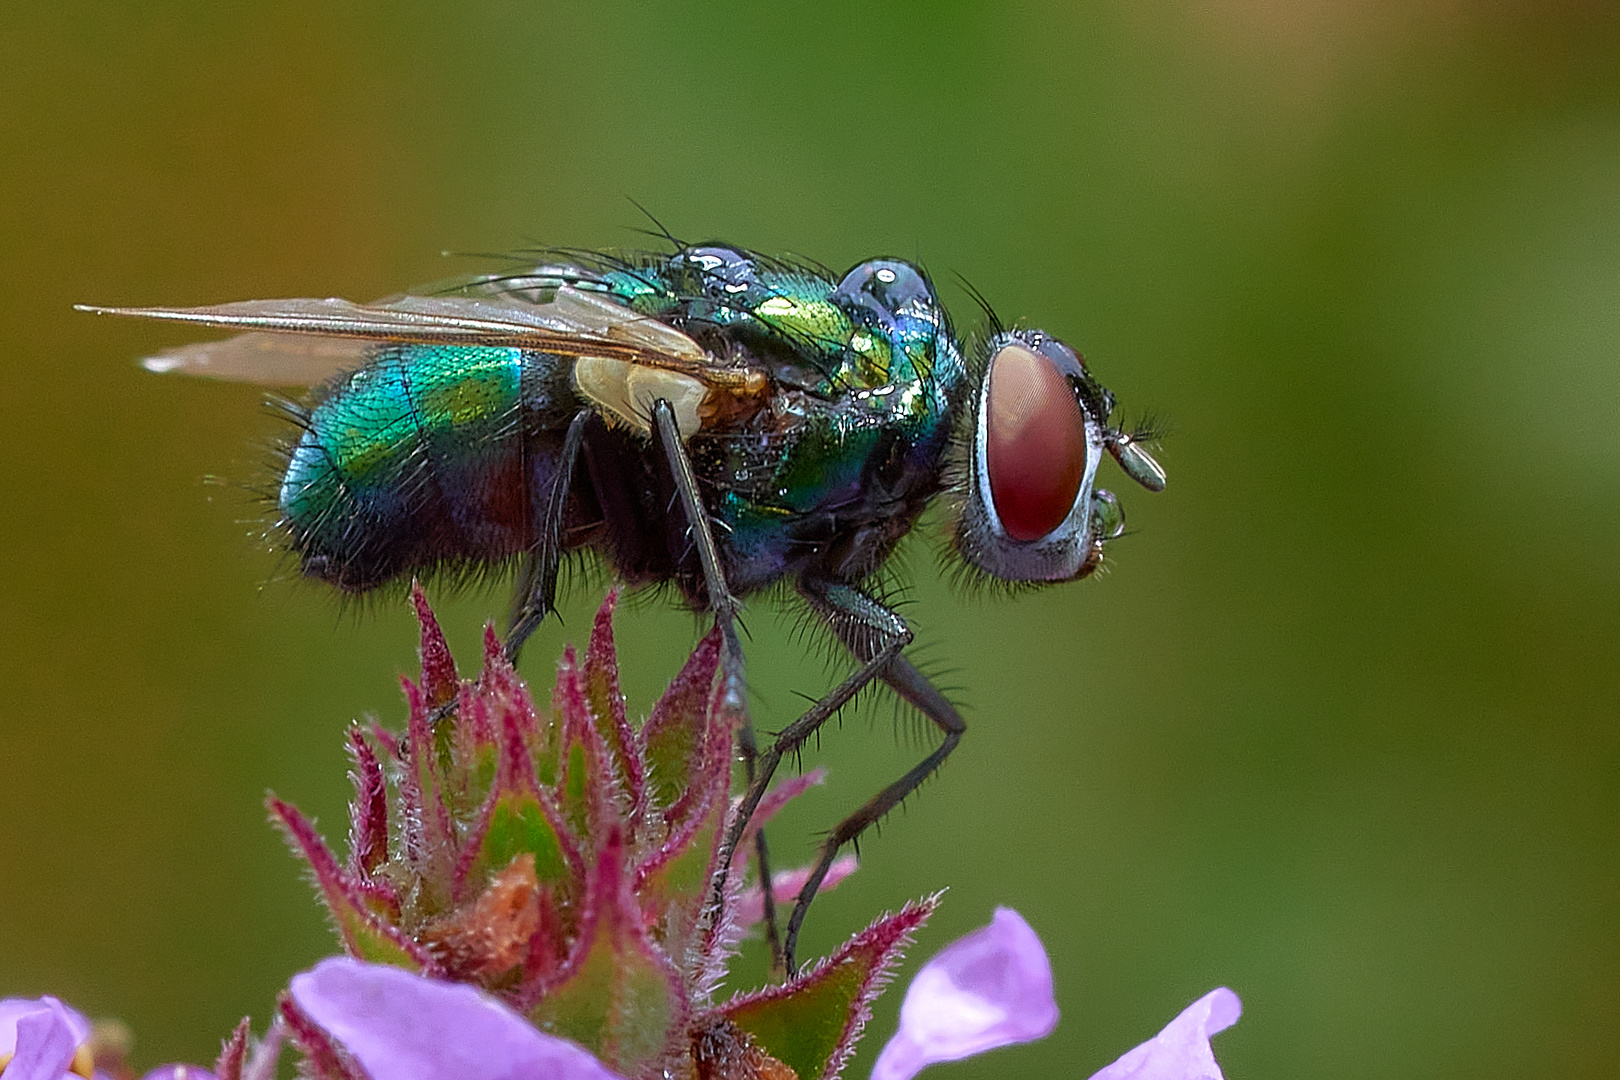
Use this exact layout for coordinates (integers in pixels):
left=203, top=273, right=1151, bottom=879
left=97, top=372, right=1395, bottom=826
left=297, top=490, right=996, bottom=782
left=985, top=342, right=1087, bottom=541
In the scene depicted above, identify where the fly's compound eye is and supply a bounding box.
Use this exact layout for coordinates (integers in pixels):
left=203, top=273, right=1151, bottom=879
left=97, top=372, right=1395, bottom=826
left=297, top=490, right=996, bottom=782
left=984, top=341, right=1088, bottom=541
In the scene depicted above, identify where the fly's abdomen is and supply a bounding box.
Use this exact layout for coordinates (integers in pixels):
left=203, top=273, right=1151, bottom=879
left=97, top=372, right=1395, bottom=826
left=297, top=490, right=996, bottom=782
left=279, top=344, right=531, bottom=590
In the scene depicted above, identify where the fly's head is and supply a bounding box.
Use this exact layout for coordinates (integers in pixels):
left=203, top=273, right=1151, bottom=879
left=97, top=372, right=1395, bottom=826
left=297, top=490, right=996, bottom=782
left=954, top=329, right=1165, bottom=583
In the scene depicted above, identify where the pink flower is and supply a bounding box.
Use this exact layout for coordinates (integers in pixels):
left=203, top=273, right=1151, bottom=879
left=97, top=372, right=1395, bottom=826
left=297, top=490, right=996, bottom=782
left=871, top=909, right=1240, bottom=1080
left=271, top=587, right=904, bottom=1080
left=7, top=593, right=1240, bottom=1080
left=0, top=996, right=216, bottom=1080
left=1088, top=988, right=1241, bottom=1080
left=286, top=958, right=628, bottom=1080
left=871, top=908, right=1058, bottom=1080
left=279, top=898, right=939, bottom=1080
left=0, top=996, right=94, bottom=1080
left=276, top=910, right=1238, bottom=1080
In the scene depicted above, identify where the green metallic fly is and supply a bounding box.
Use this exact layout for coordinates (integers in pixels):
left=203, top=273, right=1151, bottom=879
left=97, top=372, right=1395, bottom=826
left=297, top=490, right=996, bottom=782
left=82, top=242, right=1165, bottom=972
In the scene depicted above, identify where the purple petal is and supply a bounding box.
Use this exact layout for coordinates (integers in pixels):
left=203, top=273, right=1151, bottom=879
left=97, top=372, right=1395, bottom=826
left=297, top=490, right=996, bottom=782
left=871, top=908, right=1059, bottom=1080
left=735, top=855, right=858, bottom=929
left=288, top=957, right=630, bottom=1080
left=1088, top=988, right=1241, bottom=1080
left=0, top=997, right=91, bottom=1053
left=0, top=997, right=91, bottom=1080
left=140, top=1067, right=218, bottom=1080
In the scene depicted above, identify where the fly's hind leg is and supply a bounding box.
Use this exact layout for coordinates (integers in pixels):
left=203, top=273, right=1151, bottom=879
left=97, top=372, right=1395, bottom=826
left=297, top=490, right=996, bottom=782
left=719, top=579, right=965, bottom=974
left=505, top=408, right=591, bottom=662
left=650, top=399, right=784, bottom=974
left=783, top=646, right=964, bottom=971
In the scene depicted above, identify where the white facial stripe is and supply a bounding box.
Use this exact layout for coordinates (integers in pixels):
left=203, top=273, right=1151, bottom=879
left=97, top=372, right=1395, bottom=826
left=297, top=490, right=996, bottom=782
left=973, top=354, right=1005, bottom=538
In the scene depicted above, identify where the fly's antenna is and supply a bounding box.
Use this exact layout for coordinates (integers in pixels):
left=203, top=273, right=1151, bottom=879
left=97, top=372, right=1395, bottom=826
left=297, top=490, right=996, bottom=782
left=1104, top=411, right=1170, bottom=493
left=952, top=272, right=1005, bottom=338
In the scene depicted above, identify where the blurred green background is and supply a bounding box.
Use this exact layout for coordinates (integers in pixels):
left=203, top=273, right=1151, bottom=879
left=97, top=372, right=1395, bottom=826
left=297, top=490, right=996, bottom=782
left=3, top=2, right=1618, bottom=1077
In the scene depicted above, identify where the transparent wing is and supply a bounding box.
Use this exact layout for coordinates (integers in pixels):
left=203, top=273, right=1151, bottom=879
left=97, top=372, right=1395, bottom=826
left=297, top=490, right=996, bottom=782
left=135, top=332, right=375, bottom=385
left=78, top=286, right=713, bottom=387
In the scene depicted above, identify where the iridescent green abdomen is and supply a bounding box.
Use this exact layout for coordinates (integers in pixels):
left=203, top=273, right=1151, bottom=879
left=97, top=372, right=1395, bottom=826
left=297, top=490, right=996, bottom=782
left=280, top=344, right=532, bottom=589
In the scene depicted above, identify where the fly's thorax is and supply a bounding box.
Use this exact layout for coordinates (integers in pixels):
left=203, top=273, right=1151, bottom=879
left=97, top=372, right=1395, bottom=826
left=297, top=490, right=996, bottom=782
left=604, top=249, right=966, bottom=413
left=954, top=330, right=1164, bottom=583
left=570, top=253, right=965, bottom=445
left=672, top=257, right=966, bottom=582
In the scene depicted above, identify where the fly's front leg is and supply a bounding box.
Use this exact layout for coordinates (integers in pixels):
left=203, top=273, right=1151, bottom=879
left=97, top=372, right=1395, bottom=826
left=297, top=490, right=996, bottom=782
left=780, top=581, right=965, bottom=973
left=505, top=408, right=592, bottom=663
left=650, top=400, right=784, bottom=973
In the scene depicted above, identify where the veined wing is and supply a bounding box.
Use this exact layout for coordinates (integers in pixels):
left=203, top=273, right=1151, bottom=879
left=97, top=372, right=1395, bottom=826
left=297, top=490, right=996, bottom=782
left=77, top=286, right=761, bottom=390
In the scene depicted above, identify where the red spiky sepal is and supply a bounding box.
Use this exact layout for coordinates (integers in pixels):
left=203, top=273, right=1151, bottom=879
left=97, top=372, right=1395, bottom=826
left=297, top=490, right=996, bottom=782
left=271, top=584, right=929, bottom=1079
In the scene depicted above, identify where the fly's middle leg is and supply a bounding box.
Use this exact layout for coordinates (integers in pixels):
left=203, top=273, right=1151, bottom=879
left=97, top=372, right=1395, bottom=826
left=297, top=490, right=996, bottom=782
left=505, top=407, right=592, bottom=663
left=651, top=399, right=785, bottom=975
